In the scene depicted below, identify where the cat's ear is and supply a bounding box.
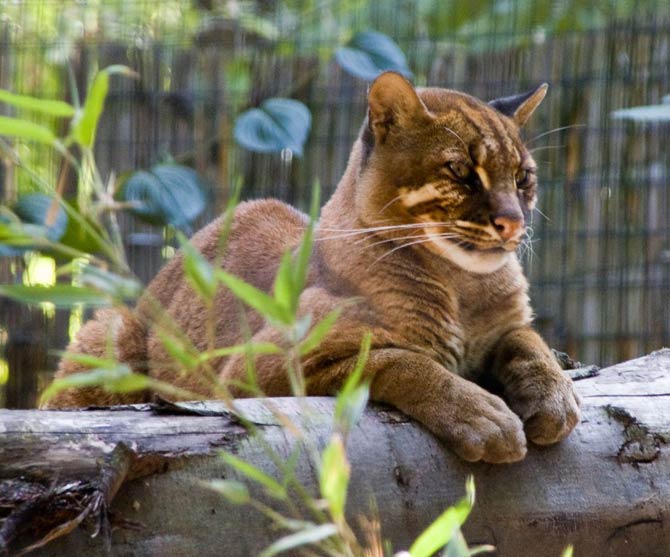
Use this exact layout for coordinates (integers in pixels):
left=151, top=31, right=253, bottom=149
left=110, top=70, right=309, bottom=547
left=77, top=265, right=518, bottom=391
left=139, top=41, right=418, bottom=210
left=489, top=83, right=548, bottom=127
left=368, top=72, right=431, bottom=143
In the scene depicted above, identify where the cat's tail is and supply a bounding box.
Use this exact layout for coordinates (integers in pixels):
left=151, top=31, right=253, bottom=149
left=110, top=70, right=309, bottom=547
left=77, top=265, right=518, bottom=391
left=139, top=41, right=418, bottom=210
left=41, top=306, right=149, bottom=408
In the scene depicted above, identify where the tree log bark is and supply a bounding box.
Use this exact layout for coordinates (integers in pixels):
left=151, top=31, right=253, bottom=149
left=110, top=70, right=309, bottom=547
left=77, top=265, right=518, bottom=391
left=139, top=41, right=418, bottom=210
left=1, top=350, right=669, bottom=557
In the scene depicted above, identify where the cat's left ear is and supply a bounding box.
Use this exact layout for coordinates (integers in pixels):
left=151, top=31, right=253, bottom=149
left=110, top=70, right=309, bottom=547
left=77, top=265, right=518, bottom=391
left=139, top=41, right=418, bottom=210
left=489, top=83, right=548, bottom=126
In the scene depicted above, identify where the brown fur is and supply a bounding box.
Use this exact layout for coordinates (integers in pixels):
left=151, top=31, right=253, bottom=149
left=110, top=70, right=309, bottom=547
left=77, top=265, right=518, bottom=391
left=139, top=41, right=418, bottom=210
left=46, top=73, right=580, bottom=463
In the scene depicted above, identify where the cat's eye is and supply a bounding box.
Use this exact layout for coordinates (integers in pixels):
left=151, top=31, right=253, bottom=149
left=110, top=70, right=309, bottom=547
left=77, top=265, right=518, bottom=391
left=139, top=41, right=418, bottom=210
left=515, top=169, right=531, bottom=188
left=446, top=161, right=472, bottom=181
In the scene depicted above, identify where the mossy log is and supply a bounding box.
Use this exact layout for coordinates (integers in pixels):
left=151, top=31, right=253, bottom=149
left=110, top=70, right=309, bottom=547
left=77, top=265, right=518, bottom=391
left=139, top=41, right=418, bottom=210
left=1, top=350, right=669, bottom=557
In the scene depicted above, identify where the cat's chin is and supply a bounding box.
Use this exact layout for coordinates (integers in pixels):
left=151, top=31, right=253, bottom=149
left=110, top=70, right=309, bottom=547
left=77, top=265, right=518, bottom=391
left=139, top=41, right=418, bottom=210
left=426, top=234, right=512, bottom=274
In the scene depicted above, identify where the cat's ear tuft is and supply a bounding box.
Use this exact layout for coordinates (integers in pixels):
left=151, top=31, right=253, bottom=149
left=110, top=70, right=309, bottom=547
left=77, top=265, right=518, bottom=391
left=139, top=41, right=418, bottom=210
left=367, top=72, right=431, bottom=143
left=489, top=83, right=548, bottom=127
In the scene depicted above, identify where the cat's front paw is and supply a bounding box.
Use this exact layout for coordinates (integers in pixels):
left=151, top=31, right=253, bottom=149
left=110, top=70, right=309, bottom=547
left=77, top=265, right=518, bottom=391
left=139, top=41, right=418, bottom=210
left=507, top=370, right=581, bottom=446
left=434, top=385, right=527, bottom=464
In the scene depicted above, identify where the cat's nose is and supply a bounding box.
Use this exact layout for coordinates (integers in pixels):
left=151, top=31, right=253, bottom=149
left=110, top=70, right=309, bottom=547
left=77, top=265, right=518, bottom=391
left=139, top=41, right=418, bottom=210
left=492, top=215, right=524, bottom=241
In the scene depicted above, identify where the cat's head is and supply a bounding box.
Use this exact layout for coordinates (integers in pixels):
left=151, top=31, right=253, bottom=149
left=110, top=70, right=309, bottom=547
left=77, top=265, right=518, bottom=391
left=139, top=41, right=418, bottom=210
left=357, top=72, right=547, bottom=274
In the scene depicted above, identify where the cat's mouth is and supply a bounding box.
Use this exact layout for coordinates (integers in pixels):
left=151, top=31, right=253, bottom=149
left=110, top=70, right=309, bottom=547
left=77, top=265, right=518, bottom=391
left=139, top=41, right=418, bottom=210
left=451, top=238, right=519, bottom=253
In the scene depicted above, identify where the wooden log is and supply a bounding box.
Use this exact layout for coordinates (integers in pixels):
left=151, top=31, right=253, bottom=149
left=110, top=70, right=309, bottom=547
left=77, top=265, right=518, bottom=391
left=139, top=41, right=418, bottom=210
left=1, top=350, right=669, bottom=556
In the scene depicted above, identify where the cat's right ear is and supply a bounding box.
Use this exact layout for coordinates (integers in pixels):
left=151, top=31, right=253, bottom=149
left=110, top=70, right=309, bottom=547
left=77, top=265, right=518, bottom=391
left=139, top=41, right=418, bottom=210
left=368, top=72, right=431, bottom=144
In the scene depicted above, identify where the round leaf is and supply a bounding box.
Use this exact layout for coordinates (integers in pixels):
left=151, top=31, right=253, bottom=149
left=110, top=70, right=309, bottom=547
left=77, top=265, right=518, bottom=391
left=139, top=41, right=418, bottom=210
left=13, top=194, right=68, bottom=243
left=234, top=98, right=311, bottom=157
left=335, top=30, right=413, bottom=81
left=119, top=164, right=207, bottom=231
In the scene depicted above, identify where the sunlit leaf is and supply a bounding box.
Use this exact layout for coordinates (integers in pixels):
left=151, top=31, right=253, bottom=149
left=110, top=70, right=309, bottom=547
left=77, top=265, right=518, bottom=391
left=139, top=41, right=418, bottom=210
left=0, top=89, right=75, bottom=117
left=410, top=476, right=476, bottom=557
left=300, top=308, right=341, bottom=356
left=273, top=249, right=295, bottom=312
left=39, top=364, right=146, bottom=405
left=202, top=479, right=250, bottom=505
left=178, top=232, right=217, bottom=302
left=0, top=115, right=57, bottom=145
left=561, top=546, right=574, bottom=557
left=320, top=434, right=350, bottom=522
left=234, top=97, right=311, bottom=156
left=259, top=523, right=338, bottom=557
left=119, top=164, right=207, bottom=232
left=0, top=284, right=109, bottom=308
left=78, top=265, right=143, bottom=301
left=197, top=342, right=282, bottom=363
left=220, top=451, right=286, bottom=499
left=335, top=31, right=413, bottom=81
left=70, top=65, right=136, bottom=147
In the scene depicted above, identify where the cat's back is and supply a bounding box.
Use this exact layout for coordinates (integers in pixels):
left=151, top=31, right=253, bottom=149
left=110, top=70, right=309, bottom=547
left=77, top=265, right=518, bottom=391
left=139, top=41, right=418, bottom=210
left=146, top=199, right=309, bottom=305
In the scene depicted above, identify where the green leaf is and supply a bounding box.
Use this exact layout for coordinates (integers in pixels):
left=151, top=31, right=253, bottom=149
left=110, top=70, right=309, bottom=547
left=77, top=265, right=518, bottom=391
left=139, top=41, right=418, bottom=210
left=71, top=65, right=135, bottom=147
left=220, top=452, right=286, bottom=500
left=78, top=265, right=143, bottom=301
left=234, top=97, right=311, bottom=157
left=157, top=331, right=200, bottom=371
left=319, top=434, right=350, bottom=522
left=335, top=31, right=413, bottom=81
left=0, top=115, right=57, bottom=145
left=273, top=249, right=295, bottom=312
left=198, top=342, right=282, bottom=363
left=0, top=218, right=47, bottom=256
left=119, top=164, right=207, bottom=232
left=259, top=524, right=338, bottom=557
left=0, top=89, right=75, bottom=117
left=202, top=479, right=250, bottom=505
left=334, top=332, right=371, bottom=434
left=39, top=364, right=146, bottom=405
left=292, top=182, right=319, bottom=301
left=561, top=546, right=574, bottom=557
left=178, top=232, right=217, bottom=302
left=216, top=269, right=292, bottom=325
left=300, top=308, right=341, bottom=356
left=410, top=476, right=476, bottom=557
left=0, top=284, right=109, bottom=308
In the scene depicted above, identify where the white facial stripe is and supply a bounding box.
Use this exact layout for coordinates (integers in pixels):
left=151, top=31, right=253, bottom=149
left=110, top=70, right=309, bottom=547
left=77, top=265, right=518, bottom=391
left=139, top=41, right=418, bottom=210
left=474, top=166, right=491, bottom=190
left=425, top=227, right=510, bottom=274
left=400, top=182, right=466, bottom=209
left=399, top=183, right=441, bottom=207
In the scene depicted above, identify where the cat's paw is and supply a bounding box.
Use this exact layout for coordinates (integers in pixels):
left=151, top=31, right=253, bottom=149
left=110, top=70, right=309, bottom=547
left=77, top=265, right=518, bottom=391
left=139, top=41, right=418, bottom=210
left=437, top=387, right=527, bottom=464
left=508, top=371, right=581, bottom=446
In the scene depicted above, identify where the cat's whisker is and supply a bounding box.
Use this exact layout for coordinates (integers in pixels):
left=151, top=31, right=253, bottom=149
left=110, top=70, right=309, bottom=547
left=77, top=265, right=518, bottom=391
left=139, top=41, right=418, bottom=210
left=369, top=237, right=445, bottom=267
left=528, top=124, right=585, bottom=145
left=529, top=144, right=565, bottom=154
left=533, top=207, right=551, bottom=222
left=442, top=126, right=468, bottom=150
left=317, top=222, right=454, bottom=241
left=361, top=231, right=459, bottom=249
left=377, top=194, right=404, bottom=215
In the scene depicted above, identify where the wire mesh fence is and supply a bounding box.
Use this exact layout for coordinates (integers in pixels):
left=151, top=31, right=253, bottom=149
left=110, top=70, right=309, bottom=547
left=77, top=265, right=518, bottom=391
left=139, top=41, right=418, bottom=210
left=1, top=0, right=669, bottom=407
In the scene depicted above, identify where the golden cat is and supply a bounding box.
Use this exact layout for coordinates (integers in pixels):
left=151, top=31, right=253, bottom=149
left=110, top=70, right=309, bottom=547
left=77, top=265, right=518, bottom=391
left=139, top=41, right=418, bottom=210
left=46, top=72, right=580, bottom=464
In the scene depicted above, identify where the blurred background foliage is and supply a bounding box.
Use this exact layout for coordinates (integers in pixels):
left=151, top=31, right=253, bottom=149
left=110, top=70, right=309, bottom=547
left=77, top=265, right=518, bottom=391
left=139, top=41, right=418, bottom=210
left=0, top=0, right=669, bottom=407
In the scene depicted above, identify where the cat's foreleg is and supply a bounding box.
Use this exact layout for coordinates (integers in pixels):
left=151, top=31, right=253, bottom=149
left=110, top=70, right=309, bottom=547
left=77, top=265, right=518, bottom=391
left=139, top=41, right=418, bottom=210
left=490, top=328, right=581, bottom=445
left=322, top=348, right=528, bottom=463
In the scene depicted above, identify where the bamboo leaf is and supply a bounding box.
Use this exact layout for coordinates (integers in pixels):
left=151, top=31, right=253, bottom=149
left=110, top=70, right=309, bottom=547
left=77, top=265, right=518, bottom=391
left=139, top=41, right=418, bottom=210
left=0, top=89, right=75, bottom=117
left=198, top=342, right=282, bottom=363
left=0, top=284, right=109, bottom=308
left=319, top=434, right=350, bottom=522
left=216, top=269, right=292, bottom=325
left=300, top=308, right=341, bottom=356
left=0, top=115, right=57, bottom=145
left=201, top=479, right=250, bottom=505
left=410, top=476, right=475, bottom=557
left=259, top=524, right=338, bottom=557
left=178, top=232, right=217, bottom=302
left=220, top=452, right=286, bottom=500
left=71, top=65, right=136, bottom=148
left=273, top=249, right=295, bottom=312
